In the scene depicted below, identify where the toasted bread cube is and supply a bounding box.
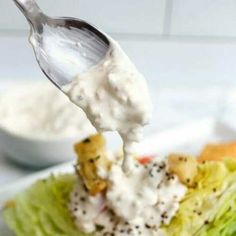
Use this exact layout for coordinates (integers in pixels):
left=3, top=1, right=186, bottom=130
left=74, top=134, right=111, bottom=195
left=167, top=153, right=198, bottom=187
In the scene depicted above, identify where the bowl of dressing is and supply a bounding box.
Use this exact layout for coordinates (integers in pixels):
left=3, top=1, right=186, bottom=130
left=0, top=81, right=95, bottom=167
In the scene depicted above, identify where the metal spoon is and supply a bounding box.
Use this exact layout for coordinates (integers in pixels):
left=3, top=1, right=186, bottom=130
left=12, top=0, right=110, bottom=88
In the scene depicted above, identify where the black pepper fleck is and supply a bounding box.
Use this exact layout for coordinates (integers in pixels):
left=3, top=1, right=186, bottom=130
left=83, top=138, right=91, bottom=143
left=145, top=224, right=151, bottom=229
left=80, top=197, right=86, bottom=202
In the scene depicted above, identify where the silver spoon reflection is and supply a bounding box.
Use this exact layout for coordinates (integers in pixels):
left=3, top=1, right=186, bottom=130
left=13, top=0, right=110, bottom=88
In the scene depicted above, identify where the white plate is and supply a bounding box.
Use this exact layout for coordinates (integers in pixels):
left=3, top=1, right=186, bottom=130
left=1, top=117, right=236, bottom=235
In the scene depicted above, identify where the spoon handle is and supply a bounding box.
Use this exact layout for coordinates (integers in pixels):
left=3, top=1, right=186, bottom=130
left=12, top=0, right=45, bottom=27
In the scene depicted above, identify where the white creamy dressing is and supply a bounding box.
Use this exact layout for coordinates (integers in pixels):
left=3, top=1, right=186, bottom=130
left=63, top=40, right=152, bottom=172
left=69, top=158, right=187, bottom=236
left=0, top=83, right=95, bottom=138
left=62, top=36, right=187, bottom=235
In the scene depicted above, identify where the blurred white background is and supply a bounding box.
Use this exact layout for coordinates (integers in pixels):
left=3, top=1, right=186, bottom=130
left=1, top=0, right=236, bottom=88
left=1, top=0, right=236, bottom=184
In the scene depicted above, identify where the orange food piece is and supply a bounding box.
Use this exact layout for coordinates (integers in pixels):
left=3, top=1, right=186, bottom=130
left=198, top=142, right=236, bottom=162
left=138, top=155, right=154, bottom=165
left=4, top=200, right=16, bottom=209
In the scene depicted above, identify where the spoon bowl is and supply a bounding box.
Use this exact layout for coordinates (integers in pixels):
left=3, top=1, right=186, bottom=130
left=13, top=0, right=110, bottom=87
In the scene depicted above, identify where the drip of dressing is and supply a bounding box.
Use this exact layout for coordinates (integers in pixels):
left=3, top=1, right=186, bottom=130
left=63, top=40, right=152, bottom=172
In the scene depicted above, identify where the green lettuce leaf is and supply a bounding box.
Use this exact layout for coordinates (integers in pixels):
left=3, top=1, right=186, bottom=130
left=4, top=174, right=92, bottom=236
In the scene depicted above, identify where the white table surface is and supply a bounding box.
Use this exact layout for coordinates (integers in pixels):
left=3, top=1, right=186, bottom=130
left=1, top=79, right=235, bottom=188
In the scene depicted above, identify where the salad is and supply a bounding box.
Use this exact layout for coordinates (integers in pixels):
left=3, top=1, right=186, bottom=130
left=3, top=135, right=236, bottom=236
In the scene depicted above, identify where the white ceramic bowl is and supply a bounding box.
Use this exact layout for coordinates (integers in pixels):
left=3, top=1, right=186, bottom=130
left=0, top=126, right=78, bottom=168
left=0, top=81, right=95, bottom=168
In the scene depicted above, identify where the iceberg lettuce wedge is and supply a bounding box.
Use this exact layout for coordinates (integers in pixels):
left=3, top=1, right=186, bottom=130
left=4, top=174, right=91, bottom=236
left=165, top=159, right=236, bottom=236
left=4, top=159, right=236, bottom=236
